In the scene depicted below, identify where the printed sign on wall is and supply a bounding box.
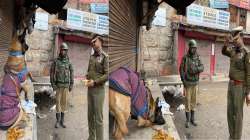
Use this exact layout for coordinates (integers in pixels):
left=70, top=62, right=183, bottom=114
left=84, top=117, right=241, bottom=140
left=209, top=0, right=229, bottom=9
left=152, top=8, right=166, bottom=26
left=35, top=12, right=49, bottom=30
left=67, top=8, right=109, bottom=35
left=80, top=0, right=108, bottom=4
left=187, top=4, right=230, bottom=30
left=67, top=8, right=83, bottom=30
left=90, top=3, right=109, bottom=13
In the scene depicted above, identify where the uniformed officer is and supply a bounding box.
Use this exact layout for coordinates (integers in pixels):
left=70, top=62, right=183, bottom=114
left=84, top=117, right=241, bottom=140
left=50, top=43, right=74, bottom=128
left=86, top=34, right=108, bottom=140
left=179, top=39, right=204, bottom=128
left=222, top=26, right=250, bottom=140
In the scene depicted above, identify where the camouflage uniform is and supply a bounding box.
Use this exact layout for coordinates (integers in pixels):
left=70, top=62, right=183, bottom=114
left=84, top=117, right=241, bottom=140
left=87, top=50, right=108, bottom=140
left=222, top=39, right=250, bottom=140
left=179, top=39, right=204, bottom=128
left=50, top=43, right=74, bottom=128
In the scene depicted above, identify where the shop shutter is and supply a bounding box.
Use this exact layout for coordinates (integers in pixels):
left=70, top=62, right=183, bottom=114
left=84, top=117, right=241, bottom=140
left=109, top=0, right=138, bottom=72
left=0, top=1, right=14, bottom=80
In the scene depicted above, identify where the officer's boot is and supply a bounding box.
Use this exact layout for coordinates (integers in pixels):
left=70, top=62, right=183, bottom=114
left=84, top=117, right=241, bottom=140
left=55, top=113, right=60, bottom=128
left=191, top=110, right=197, bottom=126
left=185, top=112, right=190, bottom=128
left=60, top=112, right=66, bottom=128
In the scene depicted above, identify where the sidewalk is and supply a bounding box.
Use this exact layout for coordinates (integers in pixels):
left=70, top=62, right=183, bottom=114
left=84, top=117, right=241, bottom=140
left=36, top=82, right=109, bottom=140
left=124, top=79, right=180, bottom=140
left=173, top=81, right=250, bottom=139
left=0, top=79, right=37, bottom=140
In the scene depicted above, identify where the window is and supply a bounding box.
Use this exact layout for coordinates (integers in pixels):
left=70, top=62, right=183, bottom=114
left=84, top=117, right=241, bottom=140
left=239, top=8, right=247, bottom=29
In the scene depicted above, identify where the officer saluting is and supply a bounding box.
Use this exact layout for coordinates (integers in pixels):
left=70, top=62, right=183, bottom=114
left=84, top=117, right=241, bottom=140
left=222, top=26, right=250, bottom=140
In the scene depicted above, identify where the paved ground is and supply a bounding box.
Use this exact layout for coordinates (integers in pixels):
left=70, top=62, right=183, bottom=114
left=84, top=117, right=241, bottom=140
left=0, top=79, right=37, bottom=140
left=36, top=81, right=250, bottom=140
left=36, top=82, right=108, bottom=140
left=173, top=81, right=250, bottom=140
left=110, top=81, right=180, bottom=140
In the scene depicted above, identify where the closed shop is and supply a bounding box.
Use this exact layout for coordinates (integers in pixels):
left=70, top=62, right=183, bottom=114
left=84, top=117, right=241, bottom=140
left=187, top=39, right=211, bottom=77
left=214, top=42, right=230, bottom=74
left=66, top=42, right=91, bottom=78
left=109, top=0, right=138, bottom=72
left=0, top=0, right=14, bottom=80
left=176, top=26, right=231, bottom=79
left=55, top=32, right=92, bottom=79
left=54, top=28, right=108, bottom=79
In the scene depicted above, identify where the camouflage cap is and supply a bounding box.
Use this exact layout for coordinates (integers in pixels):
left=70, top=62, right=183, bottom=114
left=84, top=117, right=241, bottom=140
left=188, top=39, right=197, bottom=48
left=60, top=43, right=68, bottom=50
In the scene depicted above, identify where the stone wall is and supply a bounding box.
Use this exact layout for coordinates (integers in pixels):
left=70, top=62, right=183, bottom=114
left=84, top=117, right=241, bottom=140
left=142, top=3, right=175, bottom=77
left=25, top=1, right=91, bottom=77
left=26, top=9, right=55, bottom=77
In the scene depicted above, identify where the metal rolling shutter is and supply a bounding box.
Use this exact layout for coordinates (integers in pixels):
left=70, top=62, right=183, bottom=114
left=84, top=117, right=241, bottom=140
left=109, top=0, right=138, bottom=72
left=0, top=1, right=13, bottom=80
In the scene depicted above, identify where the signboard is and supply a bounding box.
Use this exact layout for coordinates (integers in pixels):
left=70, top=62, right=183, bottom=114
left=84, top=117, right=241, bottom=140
left=97, top=15, right=109, bottom=34
left=81, top=11, right=98, bottom=33
left=80, top=0, right=108, bottom=4
left=217, top=10, right=230, bottom=30
left=90, top=3, right=109, bottom=13
left=229, top=0, right=250, bottom=10
left=152, top=8, right=166, bottom=26
left=209, top=0, right=229, bottom=9
left=67, top=8, right=109, bottom=35
left=187, top=4, right=230, bottom=30
left=67, top=8, right=83, bottom=30
left=34, top=12, right=49, bottom=30
left=203, top=7, right=217, bottom=25
left=186, top=4, right=203, bottom=24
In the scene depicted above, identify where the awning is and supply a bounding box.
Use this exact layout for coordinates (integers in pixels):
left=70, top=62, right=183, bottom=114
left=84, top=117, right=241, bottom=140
left=163, top=0, right=195, bottom=15
left=31, top=0, right=68, bottom=14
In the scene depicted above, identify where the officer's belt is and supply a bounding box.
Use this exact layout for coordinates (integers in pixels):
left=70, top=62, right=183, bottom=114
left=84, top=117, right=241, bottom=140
left=230, top=79, right=244, bottom=85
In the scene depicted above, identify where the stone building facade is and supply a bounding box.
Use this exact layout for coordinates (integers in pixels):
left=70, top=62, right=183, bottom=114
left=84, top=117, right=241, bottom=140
left=142, top=3, right=176, bottom=77
left=25, top=1, right=94, bottom=77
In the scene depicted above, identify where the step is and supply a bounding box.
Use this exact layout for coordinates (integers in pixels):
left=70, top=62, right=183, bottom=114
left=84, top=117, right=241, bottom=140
left=0, top=79, right=37, bottom=140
